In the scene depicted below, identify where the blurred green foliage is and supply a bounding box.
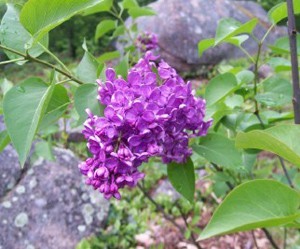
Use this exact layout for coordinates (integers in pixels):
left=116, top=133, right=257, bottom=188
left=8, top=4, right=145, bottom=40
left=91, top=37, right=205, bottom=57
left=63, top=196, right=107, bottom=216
left=255, top=0, right=284, bottom=10
left=0, top=0, right=157, bottom=59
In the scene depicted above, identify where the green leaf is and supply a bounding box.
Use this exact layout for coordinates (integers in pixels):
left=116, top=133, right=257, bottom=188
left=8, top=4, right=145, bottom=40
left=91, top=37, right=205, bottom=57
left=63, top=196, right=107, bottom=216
left=76, top=41, right=100, bottom=83
left=167, top=157, right=195, bottom=203
left=242, top=150, right=258, bottom=173
left=128, top=7, right=156, bottom=18
left=198, top=35, right=249, bottom=58
left=0, top=78, right=13, bottom=95
left=94, top=20, right=117, bottom=41
left=236, top=124, right=300, bottom=167
left=255, top=76, right=292, bottom=107
left=192, top=133, right=243, bottom=169
left=269, top=35, right=300, bottom=56
left=20, top=0, right=102, bottom=43
left=224, top=95, right=244, bottom=109
left=225, top=35, right=249, bottom=47
left=206, top=103, right=232, bottom=126
left=34, top=140, right=54, bottom=161
left=235, top=70, right=255, bottom=85
left=39, top=85, right=70, bottom=130
left=115, top=53, right=129, bottom=79
left=112, top=25, right=126, bottom=38
left=0, top=130, right=10, bottom=153
left=122, top=0, right=139, bottom=9
left=74, top=84, right=104, bottom=125
left=262, top=111, right=294, bottom=123
left=98, top=51, right=121, bottom=63
left=81, top=0, right=113, bottom=16
left=267, top=57, right=295, bottom=72
left=268, top=0, right=300, bottom=24
left=205, top=73, right=238, bottom=106
left=199, top=180, right=300, bottom=240
left=0, top=4, right=48, bottom=60
left=215, top=18, right=257, bottom=45
left=3, top=77, right=54, bottom=167
left=76, top=239, right=92, bottom=249
left=198, top=38, right=215, bottom=57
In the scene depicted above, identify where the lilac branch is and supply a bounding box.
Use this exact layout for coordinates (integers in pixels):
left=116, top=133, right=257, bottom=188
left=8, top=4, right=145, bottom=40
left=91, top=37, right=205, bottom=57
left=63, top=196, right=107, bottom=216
left=287, top=0, right=300, bottom=124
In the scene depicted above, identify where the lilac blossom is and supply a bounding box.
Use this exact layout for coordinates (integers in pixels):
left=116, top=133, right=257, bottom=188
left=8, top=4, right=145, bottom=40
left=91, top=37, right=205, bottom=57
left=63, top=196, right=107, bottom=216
left=79, top=51, right=212, bottom=200
left=135, top=31, right=158, bottom=52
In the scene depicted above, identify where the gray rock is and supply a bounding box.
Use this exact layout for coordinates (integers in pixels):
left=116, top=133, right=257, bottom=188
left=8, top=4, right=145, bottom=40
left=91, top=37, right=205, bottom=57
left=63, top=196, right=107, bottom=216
left=133, top=0, right=285, bottom=71
left=0, top=116, right=28, bottom=198
left=152, top=179, right=181, bottom=202
left=0, top=148, right=110, bottom=249
left=0, top=116, right=5, bottom=132
left=0, top=145, right=25, bottom=198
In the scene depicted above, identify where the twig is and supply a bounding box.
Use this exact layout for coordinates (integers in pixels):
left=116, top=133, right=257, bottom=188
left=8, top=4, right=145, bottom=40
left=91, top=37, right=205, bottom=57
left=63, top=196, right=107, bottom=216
left=40, top=43, right=72, bottom=74
left=283, top=227, right=287, bottom=249
left=251, top=230, right=260, bottom=249
left=137, top=183, right=184, bottom=233
left=0, top=58, right=25, bottom=65
left=0, top=44, right=84, bottom=85
left=278, top=157, right=294, bottom=188
left=287, top=0, right=300, bottom=124
left=175, top=202, right=202, bottom=249
left=211, top=163, right=234, bottom=190
left=262, top=228, right=280, bottom=249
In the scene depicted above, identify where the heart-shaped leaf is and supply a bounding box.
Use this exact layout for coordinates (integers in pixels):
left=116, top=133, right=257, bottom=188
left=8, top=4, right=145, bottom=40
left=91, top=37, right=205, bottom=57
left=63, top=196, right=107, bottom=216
left=236, top=124, right=300, bottom=167
left=167, top=158, right=195, bottom=203
left=199, top=180, right=300, bottom=240
left=3, top=77, right=54, bottom=166
left=20, top=0, right=102, bottom=43
left=0, top=4, right=48, bottom=60
left=193, top=133, right=243, bottom=169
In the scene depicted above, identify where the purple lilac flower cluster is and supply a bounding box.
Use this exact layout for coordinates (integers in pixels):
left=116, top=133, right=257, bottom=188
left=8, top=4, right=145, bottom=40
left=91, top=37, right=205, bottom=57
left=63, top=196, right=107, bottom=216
left=135, top=31, right=158, bottom=52
left=79, top=51, right=212, bottom=200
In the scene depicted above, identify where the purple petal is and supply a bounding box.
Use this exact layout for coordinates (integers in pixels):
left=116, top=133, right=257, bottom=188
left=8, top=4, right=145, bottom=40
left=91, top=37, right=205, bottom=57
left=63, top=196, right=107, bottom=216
left=142, top=110, right=155, bottom=122
left=158, top=68, right=171, bottom=79
left=104, top=106, right=115, bottom=119
left=128, top=71, right=141, bottom=86
left=128, top=135, right=142, bottom=146
left=106, top=68, right=116, bottom=81
left=144, top=72, right=156, bottom=85
left=105, top=157, right=118, bottom=170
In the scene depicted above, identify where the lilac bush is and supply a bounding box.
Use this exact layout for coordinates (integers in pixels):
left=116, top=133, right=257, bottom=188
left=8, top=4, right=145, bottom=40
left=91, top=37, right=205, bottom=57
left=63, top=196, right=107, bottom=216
left=79, top=51, right=212, bottom=199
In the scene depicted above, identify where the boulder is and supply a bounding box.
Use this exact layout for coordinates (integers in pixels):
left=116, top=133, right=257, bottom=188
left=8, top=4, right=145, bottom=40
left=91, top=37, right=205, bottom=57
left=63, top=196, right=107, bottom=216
left=0, top=145, right=25, bottom=198
left=0, top=116, right=25, bottom=198
left=134, top=0, right=285, bottom=71
left=0, top=148, right=110, bottom=249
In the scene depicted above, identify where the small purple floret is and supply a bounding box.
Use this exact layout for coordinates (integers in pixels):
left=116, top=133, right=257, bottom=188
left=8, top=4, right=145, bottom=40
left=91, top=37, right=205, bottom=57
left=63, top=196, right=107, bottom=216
left=80, top=51, right=212, bottom=200
left=136, top=31, right=158, bottom=52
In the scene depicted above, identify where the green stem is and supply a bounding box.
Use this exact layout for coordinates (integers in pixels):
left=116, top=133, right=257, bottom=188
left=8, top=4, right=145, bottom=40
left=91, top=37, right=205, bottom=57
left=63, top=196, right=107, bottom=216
left=109, top=9, right=135, bottom=44
left=261, top=24, right=275, bottom=44
left=240, top=46, right=255, bottom=63
left=0, top=44, right=84, bottom=85
left=0, top=58, right=25, bottom=65
left=40, top=43, right=72, bottom=74
left=55, top=78, right=78, bottom=86
left=137, top=183, right=184, bottom=233
left=175, top=202, right=202, bottom=249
